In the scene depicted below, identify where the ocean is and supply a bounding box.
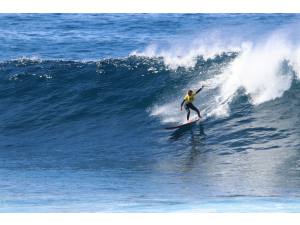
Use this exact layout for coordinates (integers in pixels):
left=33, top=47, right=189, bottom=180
left=0, top=13, right=300, bottom=212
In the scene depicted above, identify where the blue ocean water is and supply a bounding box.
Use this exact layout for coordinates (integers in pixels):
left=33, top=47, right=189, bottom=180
left=0, top=14, right=300, bottom=212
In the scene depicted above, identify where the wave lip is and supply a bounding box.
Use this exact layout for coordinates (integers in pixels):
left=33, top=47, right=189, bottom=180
left=130, top=41, right=241, bottom=70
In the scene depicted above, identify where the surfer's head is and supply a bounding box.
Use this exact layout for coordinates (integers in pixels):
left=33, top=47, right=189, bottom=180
left=188, top=90, right=193, bottom=96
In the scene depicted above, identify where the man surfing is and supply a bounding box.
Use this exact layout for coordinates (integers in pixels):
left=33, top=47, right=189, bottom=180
left=180, top=85, right=204, bottom=121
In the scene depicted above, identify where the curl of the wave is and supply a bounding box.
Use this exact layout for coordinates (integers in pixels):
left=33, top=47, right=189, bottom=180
left=145, top=33, right=300, bottom=123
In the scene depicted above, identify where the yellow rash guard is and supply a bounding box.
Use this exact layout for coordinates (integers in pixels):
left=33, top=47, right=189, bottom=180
left=184, top=93, right=196, bottom=103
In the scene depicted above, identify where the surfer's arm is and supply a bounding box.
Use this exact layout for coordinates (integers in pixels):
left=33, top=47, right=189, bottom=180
left=195, top=85, right=204, bottom=94
left=180, top=99, right=185, bottom=110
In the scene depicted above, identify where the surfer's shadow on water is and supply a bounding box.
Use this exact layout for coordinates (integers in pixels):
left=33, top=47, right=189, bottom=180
left=167, top=123, right=209, bottom=173
left=168, top=122, right=206, bottom=142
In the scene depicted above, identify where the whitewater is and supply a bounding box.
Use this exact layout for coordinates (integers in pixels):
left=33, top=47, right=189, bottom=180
left=0, top=14, right=300, bottom=212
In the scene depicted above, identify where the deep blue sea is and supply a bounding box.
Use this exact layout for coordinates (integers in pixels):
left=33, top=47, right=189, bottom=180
left=1, top=14, right=300, bottom=212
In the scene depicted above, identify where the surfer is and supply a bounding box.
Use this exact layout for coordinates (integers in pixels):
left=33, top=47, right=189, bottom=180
left=180, top=86, right=204, bottom=121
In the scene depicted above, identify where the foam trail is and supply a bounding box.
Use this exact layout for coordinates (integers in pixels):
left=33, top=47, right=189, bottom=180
left=150, top=101, right=187, bottom=124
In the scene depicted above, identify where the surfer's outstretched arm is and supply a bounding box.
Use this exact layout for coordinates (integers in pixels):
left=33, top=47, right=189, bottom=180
left=195, top=85, right=204, bottom=94
left=180, top=99, right=185, bottom=111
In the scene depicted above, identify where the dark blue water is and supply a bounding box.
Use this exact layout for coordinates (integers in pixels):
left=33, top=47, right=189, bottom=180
left=1, top=14, right=300, bottom=212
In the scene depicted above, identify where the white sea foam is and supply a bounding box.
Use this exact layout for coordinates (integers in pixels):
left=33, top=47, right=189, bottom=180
left=131, top=42, right=240, bottom=70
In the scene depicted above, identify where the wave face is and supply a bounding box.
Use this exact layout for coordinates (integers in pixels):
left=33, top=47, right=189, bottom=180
left=1, top=14, right=300, bottom=212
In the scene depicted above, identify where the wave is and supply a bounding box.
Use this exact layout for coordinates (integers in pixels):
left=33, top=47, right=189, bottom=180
left=1, top=32, right=300, bottom=134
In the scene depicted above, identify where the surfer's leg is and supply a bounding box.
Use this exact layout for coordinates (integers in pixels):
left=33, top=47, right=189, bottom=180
left=187, top=110, right=190, bottom=121
left=185, top=104, right=190, bottom=121
left=189, top=103, right=201, bottom=118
